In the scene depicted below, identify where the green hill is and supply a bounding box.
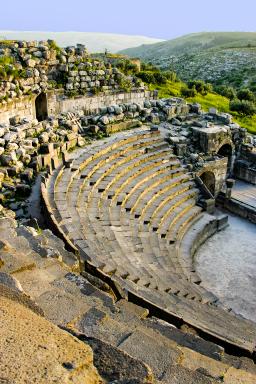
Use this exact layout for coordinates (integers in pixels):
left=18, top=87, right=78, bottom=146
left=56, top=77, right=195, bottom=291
left=120, top=32, right=256, bottom=90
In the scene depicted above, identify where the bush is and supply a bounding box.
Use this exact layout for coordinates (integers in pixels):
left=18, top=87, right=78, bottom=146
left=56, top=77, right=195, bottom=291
left=0, top=56, right=14, bottom=65
left=118, top=77, right=132, bottom=92
left=137, top=71, right=156, bottom=84
left=230, top=99, right=256, bottom=116
left=164, top=70, right=178, bottom=82
left=181, top=86, right=197, bottom=98
left=116, top=60, right=139, bottom=75
left=215, top=85, right=237, bottom=100
left=237, top=88, right=255, bottom=102
left=48, top=40, right=62, bottom=54
left=187, top=80, right=212, bottom=95
left=153, top=71, right=167, bottom=84
left=137, top=69, right=169, bottom=85
left=141, top=62, right=158, bottom=72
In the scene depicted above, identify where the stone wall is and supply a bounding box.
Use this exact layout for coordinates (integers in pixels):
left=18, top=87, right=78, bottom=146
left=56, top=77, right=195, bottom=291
left=57, top=90, right=150, bottom=115
left=234, top=144, right=256, bottom=185
left=217, top=193, right=256, bottom=223
left=0, top=40, right=144, bottom=106
left=191, top=125, right=234, bottom=156
left=234, top=161, right=256, bottom=185
left=0, top=90, right=150, bottom=125
left=197, top=158, right=228, bottom=196
left=0, top=95, right=36, bottom=125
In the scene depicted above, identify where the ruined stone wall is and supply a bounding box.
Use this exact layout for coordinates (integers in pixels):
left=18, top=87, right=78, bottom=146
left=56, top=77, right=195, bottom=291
left=234, top=144, right=256, bottom=184
left=0, top=90, right=150, bottom=125
left=191, top=126, right=234, bottom=155
left=57, top=90, right=150, bottom=115
left=0, top=40, right=144, bottom=106
left=197, top=158, right=228, bottom=195
left=0, top=95, right=36, bottom=125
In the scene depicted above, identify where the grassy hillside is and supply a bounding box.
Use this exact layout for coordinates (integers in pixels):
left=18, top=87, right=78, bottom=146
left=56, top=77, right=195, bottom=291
left=148, top=79, right=256, bottom=134
left=0, top=31, right=163, bottom=53
left=120, top=32, right=256, bottom=91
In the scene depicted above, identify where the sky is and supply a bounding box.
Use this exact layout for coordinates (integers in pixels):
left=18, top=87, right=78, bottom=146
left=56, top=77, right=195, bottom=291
left=0, top=0, right=256, bottom=40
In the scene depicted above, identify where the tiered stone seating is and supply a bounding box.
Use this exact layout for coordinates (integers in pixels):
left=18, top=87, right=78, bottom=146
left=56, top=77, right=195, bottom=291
left=48, top=129, right=215, bottom=289
left=2, top=216, right=256, bottom=383
left=42, top=127, right=256, bottom=354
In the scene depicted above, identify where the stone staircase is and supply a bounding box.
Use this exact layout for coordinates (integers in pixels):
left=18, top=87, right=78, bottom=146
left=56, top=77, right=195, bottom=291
left=1, top=215, right=256, bottom=383
left=41, top=126, right=256, bottom=356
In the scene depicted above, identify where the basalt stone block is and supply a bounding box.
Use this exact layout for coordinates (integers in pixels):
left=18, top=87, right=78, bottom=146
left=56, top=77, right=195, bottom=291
left=39, top=143, right=54, bottom=154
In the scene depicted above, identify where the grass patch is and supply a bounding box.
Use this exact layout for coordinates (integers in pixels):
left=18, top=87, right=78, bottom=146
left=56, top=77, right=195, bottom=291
left=148, top=80, right=183, bottom=97
left=233, top=115, right=256, bottom=134
left=187, top=92, right=230, bottom=113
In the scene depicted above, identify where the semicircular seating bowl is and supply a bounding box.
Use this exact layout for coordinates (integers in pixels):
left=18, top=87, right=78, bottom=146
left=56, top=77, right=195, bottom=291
left=42, top=127, right=256, bottom=355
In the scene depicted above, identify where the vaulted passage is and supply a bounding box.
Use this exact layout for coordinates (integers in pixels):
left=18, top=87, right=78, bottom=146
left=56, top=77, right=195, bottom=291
left=35, top=93, right=48, bottom=122
left=217, top=144, right=233, bottom=174
left=200, top=171, right=215, bottom=196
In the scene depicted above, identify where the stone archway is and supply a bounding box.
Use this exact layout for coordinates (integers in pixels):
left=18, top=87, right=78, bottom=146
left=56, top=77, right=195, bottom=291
left=200, top=171, right=216, bottom=196
left=217, top=142, right=233, bottom=174
left=35, top=93, right=48, bottom=122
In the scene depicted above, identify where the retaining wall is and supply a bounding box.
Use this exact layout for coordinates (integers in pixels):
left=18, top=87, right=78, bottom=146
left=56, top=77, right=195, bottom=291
left=217, top=193, right=256, bottom=223
left=0, top=90, right=151, bottom=126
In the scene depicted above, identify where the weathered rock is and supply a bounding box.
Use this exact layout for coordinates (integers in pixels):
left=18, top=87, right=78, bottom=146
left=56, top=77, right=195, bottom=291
left=85, top=336, right=154, bottom=384
left=0, top=272, right=23, bottom=292
left=1, top=151, right=17, bottom=166
left=0, top=295, right=102, bottom=384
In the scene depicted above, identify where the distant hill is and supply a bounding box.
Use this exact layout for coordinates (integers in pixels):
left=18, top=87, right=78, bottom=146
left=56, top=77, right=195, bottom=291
left=120, top=32, right=256, bottom=90
left=0, top=31, right=163, bottom=53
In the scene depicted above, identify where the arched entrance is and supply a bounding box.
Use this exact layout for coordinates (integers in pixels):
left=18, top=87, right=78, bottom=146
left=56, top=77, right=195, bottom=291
left=217, top=143, right=233, bottom=174
left=35, top=93, right=48, bottom=122
left=200, top=171, right=215, bottom=196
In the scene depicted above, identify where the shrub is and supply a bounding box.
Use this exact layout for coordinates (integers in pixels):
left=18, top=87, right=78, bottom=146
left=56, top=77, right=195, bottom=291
left=0, top=66, right=6, bottom=78
left=118, top=77, right=132, bottom=92
left=91, top=86, right=101, bottom=95
left=187, top=80, right=212, bottom=95
left=164, top=70, right=178, bottom=82
left=137, top=71, right=156, bottom=84
left=48, top=40, right=62, bottom=54
left=230, top=99, right=256, bottom=116
left=0, top=56, right=14, bottom=65
left=116, top=60, right=139, bottom=75
left=215, top=85, right=237, bottom=100
left=181, top=86, right=197, bottom=98
left=154, top=71, right=167, bottom=84
left=237, top=88, right=255, bottom=102
left=141, top=62, right=158, bottom=72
